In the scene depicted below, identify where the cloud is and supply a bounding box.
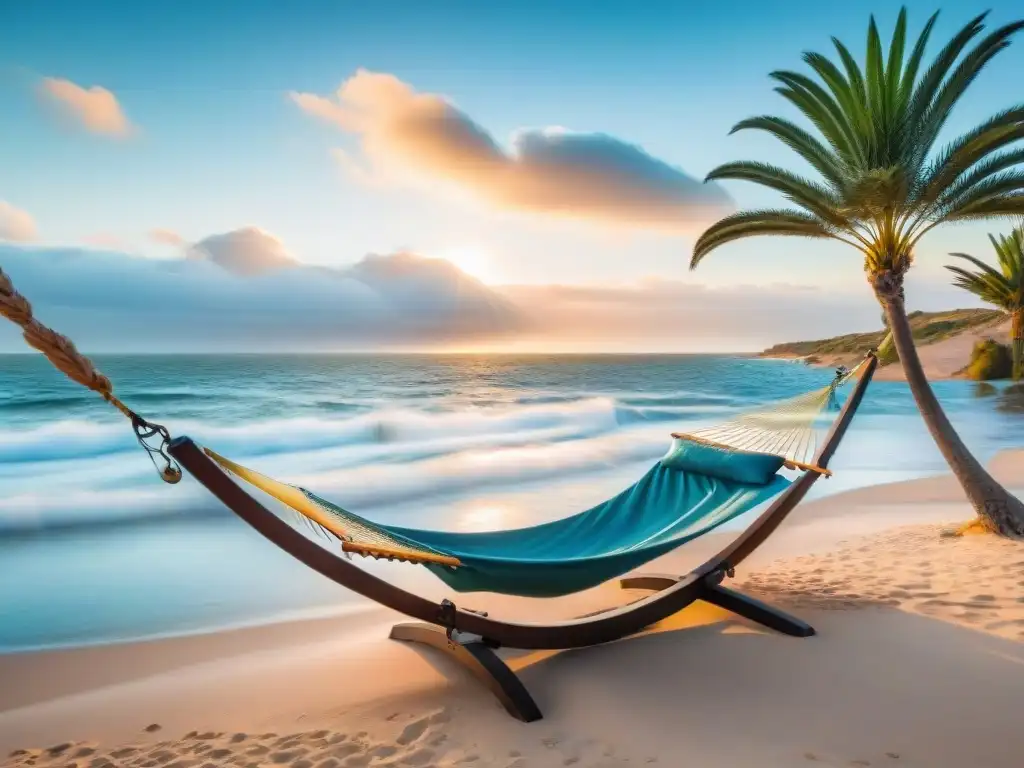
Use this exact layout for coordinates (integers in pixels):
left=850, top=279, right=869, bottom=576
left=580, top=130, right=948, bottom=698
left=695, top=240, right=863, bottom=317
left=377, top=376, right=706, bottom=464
left=291, top=70, right=733, bottom=231
left=0, top=201, right=37, bottom=242
left=0, top=234, right=890, bottom=354
left=39, top=77, right=134, bottom=137
left=150, top=228, right=186, bottom=247
left=186, top=227, right=299, bottom=276
left=497, top=280, right=882, bottom=352
left=82, top=233, right=126, bottom=249
left=0, top=241, right=525, bottom=352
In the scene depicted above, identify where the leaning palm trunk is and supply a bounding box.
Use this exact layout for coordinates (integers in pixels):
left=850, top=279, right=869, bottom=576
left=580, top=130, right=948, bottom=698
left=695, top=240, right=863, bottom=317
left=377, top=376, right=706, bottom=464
left=1013, top=309, right=1024, bottom=381
left=876, top=275, right=1024, bottom=537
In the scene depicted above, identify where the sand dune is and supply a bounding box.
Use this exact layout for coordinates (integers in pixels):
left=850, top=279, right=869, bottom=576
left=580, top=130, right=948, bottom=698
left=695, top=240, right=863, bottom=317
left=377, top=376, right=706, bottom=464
left=3, top=453, right=1024, bottom=768
left=771, top=317, right=1012, bottom=382
left=873, top=317, right=1012, bottom=382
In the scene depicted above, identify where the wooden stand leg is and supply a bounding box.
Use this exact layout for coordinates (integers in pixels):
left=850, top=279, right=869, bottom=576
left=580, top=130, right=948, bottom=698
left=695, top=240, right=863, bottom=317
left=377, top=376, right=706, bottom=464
left=389, top=622, right=543, bottom=723
left=622, top=572, right=815, bottom=637
left=699, top=581, right=815, bottom=637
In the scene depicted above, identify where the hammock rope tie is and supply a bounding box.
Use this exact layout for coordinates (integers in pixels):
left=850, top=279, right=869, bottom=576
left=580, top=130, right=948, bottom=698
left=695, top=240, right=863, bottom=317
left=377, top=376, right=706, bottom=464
left=0, top=267, right=183, bottom=484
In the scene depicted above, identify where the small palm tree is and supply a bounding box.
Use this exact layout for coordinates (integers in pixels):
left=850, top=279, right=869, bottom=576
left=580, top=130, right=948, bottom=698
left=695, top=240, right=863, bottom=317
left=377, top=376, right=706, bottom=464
left=691, top=8, right=1024, bottom=537
left=947, top=225, right=1024, bottom=380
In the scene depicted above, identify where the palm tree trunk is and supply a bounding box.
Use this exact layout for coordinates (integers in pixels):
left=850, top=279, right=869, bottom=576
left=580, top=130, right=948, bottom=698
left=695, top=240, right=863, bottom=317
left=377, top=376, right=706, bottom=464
left=878, top=288, right=1024, bottom=537
left=1012, top=309, right=1023, bottom=382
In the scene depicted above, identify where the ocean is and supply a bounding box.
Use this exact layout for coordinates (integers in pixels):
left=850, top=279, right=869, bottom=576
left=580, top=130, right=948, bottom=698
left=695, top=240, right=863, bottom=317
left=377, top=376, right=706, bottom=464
left=2, top=352, right=1023, bottom=653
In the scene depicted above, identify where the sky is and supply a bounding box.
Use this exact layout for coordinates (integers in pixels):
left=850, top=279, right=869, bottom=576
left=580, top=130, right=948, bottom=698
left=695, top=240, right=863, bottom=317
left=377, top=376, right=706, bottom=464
left=1, top=0, right=1022, bottom=353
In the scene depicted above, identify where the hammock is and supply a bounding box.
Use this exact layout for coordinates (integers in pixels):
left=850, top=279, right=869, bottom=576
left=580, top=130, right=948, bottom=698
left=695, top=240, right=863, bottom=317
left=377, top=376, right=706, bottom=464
left=206, top=448, right=791, bottom=597
left=196, top=359, right=868, bottom=597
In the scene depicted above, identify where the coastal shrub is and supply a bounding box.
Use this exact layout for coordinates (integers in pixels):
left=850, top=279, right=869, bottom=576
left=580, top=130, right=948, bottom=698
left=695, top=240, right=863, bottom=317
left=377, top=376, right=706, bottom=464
left=964, top=339, right=1012, bottom=381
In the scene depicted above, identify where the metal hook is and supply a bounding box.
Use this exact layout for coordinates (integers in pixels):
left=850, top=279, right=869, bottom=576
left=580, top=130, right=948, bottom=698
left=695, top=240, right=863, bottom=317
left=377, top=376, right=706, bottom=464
left=131, top=415, right=182, bottom=484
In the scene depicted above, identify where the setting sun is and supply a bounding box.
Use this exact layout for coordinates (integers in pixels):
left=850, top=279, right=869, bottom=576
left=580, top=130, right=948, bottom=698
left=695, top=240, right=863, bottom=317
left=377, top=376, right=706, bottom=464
left=436, top=244, right=496, bottom=283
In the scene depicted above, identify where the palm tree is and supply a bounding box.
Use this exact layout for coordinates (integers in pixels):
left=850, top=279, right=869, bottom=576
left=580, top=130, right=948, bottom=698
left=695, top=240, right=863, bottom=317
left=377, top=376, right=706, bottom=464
left=691, top=8, right=1024, bottom=537
left=947, top=224, right=1024, bottom=380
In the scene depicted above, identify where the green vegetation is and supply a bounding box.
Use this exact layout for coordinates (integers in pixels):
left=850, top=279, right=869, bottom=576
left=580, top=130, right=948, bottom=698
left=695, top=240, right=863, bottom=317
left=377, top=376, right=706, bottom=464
left=947, top=226, right=1024, bottom=380
left=760, top=309, right=1002, bottom=360
left=964, top=339, right=1012, bottom=381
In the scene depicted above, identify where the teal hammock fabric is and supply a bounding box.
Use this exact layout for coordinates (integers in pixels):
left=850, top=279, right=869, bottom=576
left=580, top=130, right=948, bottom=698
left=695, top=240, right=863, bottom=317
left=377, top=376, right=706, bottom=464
left=305, top=465, right=790, bottom=598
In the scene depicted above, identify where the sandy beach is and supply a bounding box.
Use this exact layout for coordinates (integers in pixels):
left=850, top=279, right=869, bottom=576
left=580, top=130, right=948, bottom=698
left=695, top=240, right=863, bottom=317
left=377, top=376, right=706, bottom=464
left=765, top=317, right=1013, bottom=382
left=3, top=452, right=1024, bottom=768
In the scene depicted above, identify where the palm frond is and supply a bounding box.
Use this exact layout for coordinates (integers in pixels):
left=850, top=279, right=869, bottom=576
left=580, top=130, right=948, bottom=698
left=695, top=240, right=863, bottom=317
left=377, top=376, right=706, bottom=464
left=937, top=178, right=1024, bottom=224
left=691, top=209, right=835, bottom=269
left=906, top=11, right=988, bottom=128
left=705, top=161, right=845, bottom=224
left=930, top=147, right=1024, bottom=208
left=946, top=235, right=1023, bottom=311
left=865, top=15, right=888, bottom=127
left=770, top=70, right=861, bottom=163
left=916, top=108, right=1024, bottom=206
left=912, top=21, right=1024, bottom=167
left=729, top=115, right=848, bottom=187
left=899, top=10, right=940, bottom=102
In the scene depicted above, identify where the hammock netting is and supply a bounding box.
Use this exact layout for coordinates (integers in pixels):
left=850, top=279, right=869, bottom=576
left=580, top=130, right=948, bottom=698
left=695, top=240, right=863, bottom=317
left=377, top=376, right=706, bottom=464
left=680, top=358, right=863, bottom=466
left=203, top=354, right=873, bottom=597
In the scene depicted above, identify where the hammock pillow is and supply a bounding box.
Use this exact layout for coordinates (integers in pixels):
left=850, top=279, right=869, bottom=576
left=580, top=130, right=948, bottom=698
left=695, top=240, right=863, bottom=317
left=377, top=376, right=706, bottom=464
left=660, top=437, right=785, bottom=486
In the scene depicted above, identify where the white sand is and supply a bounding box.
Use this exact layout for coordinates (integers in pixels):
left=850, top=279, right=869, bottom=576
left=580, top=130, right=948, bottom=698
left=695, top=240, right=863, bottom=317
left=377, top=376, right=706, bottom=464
left=3, top=453, right=1024, bottom=768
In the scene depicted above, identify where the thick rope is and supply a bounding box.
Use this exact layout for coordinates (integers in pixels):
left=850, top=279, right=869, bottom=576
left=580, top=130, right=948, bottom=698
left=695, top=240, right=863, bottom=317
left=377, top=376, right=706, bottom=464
left=0, top=267, right=181, bottom=482
left=0, top=268, right=130, bottom=415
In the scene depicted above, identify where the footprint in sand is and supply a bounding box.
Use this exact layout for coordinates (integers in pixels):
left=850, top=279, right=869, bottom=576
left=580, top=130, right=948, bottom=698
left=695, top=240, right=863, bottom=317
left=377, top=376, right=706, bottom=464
left=396, top=718, right=429, bottom=746
left=328, top=743, right=361, bottom=759
left=428, top=709, right=451, bottom=725
left=400, top=747, right=435, bottom=766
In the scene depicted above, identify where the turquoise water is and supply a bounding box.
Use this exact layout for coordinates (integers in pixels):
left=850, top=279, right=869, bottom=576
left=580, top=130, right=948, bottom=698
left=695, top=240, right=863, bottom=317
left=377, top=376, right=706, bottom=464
left=2, top=353, right=1023, bottom=651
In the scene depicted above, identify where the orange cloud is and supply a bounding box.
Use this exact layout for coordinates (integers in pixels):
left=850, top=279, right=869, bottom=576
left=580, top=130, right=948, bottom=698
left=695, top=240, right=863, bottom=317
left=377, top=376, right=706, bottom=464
left=150, top=228, right=186, bottom=247
left=186, top=226, right=298, bottom=276
left=82, top=232, right=126, bottom=249
left=495, top=280, right=872, bottom=352
left=0, top=201, right=37, bottom=242
left=40, top=77, right=134, bottom=137
left=290, top=70, right=733, bottom=232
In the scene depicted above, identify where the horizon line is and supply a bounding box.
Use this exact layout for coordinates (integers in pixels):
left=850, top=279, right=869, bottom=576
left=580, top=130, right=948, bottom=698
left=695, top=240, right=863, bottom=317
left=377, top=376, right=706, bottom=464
left=0, top=349, right=767, bottom=357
